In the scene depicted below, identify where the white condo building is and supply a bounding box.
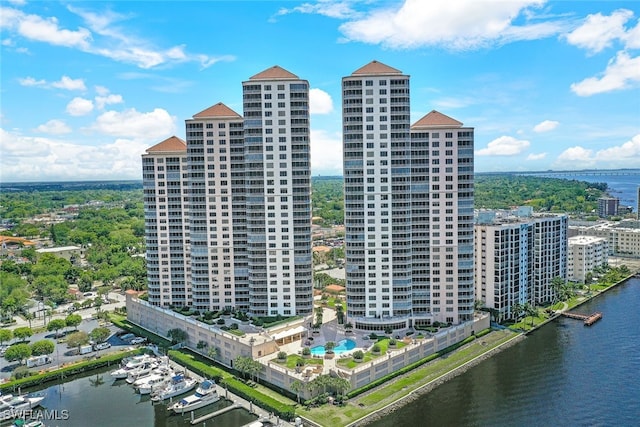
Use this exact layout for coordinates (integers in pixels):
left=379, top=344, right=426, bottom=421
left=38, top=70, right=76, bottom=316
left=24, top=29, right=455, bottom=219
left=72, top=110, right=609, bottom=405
left=343, top=60, right=474, bottom=330
left=143, top=66, right=313, bottom=317
left=241, top=66, right=313, bottom=317
left=567, top=235, right=608, bottom=283
left=185, top=103, right=248, bottom=312
left=474, top=208, right=568, bottom=321
left=142, top=136, right=190, bottom=308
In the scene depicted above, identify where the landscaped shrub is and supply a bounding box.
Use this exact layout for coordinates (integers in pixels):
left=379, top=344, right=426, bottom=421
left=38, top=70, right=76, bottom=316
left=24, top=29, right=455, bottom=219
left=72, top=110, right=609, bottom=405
left=371, top=343, right=381, bottom=353
left=369, top=332, right=378, bottom=340
left=352, top=350, right=364, bottom=360
left=389, top=338, right=397, bottom=347
left=217, top=318, right=226, bottom=325
left=302, top=347, right=311, bottom=356
left=277, top=351, right=287, bottom=360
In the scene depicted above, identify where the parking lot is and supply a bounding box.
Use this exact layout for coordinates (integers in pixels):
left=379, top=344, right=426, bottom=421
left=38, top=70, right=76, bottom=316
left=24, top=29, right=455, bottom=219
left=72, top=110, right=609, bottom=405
left=0, top=318, right=146, bottom=382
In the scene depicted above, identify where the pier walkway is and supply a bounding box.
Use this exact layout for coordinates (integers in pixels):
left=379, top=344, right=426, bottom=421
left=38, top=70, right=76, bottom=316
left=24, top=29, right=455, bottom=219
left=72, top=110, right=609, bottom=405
left=561, top=311, right=603, bottom=326
left=166, top=358, right=296, bottom=427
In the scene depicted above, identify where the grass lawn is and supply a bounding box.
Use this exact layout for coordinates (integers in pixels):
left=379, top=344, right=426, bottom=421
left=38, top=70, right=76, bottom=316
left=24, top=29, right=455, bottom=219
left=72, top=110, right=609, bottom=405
left=274, top=355, right=324, bottom=370
left=300, top=329, right=519, bottom=427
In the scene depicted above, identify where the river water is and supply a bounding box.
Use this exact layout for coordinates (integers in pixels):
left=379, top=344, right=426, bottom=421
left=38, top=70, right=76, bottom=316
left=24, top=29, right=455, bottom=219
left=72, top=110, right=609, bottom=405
left=368, top=277, right=640, bottom=427
left=3, top=366, right=257, bottom=427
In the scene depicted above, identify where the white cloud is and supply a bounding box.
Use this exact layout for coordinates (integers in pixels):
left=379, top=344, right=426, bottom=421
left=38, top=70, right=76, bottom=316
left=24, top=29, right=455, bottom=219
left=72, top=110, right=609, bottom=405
left=476, top=136, right=530, bottom=156
left=310, top=89, right=334, bottom=115
left=533, top=120, right=559, bottom=132
left=1, top=6, right=234, bottom=69
left=526, top=152, right=547, bottom=161
left=565, top=9, right=633, bottom=54
left=18, top=76, right=46, bottom=87
left=18, top=75, right=85, bottom=90
left=51, top=75, right=86, bottom=91
left=310, top=129, right=343, bottom=175
left=0, top=7, right=92, bottom=49
left=95, top=94, right=123, bottom=110
left=336, top=0, right=562, bottom=50
left=551, top=135, right=640, bottom=170
left=90, top=108, right=175, bottom=140
left=274, top=1, right=358, bottom=21
left=0, top=128, right=149, bottom=182
left=570, top=51, right=640, bottom=96
left=625, top=19, right=640, bottom=49
left=66, top=97, right=94, bottom=116
left=34, top=119, right=71, bottom=135
left=95, top=85, right=110, bottom=96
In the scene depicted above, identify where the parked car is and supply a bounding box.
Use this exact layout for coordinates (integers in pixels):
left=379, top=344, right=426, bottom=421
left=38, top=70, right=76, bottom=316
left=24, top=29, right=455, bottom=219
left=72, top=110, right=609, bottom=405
left=93, top=342, right=111, bottom=350
left=129, top=337, right=146, bottom=345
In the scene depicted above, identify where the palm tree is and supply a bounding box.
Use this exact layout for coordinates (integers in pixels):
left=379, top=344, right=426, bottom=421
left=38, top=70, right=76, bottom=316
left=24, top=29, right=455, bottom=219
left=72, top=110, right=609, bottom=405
left=551, top=276, right=565, bottom=304
left=524, top=303, right=537, bottom=327
left=512, top=303, right=525, bottom=322
left=207, top=346, right=218, bottom=360
left=333, top=377, right=351, bottom=401
left=290, top=379, right=304, bottom=404
left=24, top=312, right=34, bottom=329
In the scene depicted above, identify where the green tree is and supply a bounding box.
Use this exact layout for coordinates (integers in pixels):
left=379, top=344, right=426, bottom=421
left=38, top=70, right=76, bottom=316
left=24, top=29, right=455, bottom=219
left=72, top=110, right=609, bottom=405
left=47, top=318, right=67, bottom=337
left=13, top=326, right=33, bottom=342
left=4, top=343, right=32, bottom=364
left=66, top=331, right=90, bottom=353
left=290, top=379, right=304, bottom=403
left=196, top=340, right=208, bottom=351
left=89, top=327, right=111, bottom=343
left=207, top=346, right=219, bottom=360
left=167, top=328, right=188, bottom=345
left=524, top=303, right=538, bottom=327
left=65, top=313, right=83, bottom=331
left=30, top=339, right=55, bottom=356
left=0, top=329, right=13, bottom=345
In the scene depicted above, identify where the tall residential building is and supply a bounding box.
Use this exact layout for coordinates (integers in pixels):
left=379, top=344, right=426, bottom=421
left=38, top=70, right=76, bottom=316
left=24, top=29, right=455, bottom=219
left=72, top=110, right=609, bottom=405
left=142, top=136, right=190, bottom=308
left=567, top=235, right=608, bottom=283
left=342, top=60, right=474, bottom=330
left=142, top=66, right=313, bottom=317
left=241, top=66, right=313, bottom=317
left=597, top=196, right=619, bottom=218
left=474, top=208, right=568, bottom=321
left=185, top=103, right=248, bottom=312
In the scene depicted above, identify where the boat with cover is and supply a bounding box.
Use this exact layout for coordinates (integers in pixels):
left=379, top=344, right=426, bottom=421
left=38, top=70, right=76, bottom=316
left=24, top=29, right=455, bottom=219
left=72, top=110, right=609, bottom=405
left=111, top=358, right=158, bottom=379
left=137, top=374, right=172, bottom=395
left=151, top=374, right=197, bottom=402
left=125, top=363, right=158, bottom=384
left=168, top=380, right=219, bottom=413
left=0, top=392, right=46, bottom=421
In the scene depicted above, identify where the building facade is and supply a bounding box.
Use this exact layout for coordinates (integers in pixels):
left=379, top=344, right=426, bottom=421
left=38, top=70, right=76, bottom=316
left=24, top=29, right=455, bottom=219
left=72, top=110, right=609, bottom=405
left=598, top=196, right=619, bottom=218
left=474, top=208, right=567, bottom=321
left=142, top=66, right=313, bottom=317
left=142, top=137, right=190, bottom=308
left=567, top=235, right=609, bottom=283
left=185, top=103, right=248, bottom=312
left=242, top=66, right=314, bottom=317
left=342, top=60, right=474, bottom=330
left=570, top=220, right=640, bottom=257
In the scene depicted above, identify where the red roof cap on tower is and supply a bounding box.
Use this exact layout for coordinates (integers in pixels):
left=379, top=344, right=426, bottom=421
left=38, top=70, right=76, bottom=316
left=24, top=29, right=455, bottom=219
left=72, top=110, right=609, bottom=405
left=193, top=102, right=242, bottom=119
left=249, top=65, right=299, bottom=80
left=145, top=136, right=186, bottom=153
left=412, top=110, right=463, bottom=128
left=351, top=60, right=403, bottom=76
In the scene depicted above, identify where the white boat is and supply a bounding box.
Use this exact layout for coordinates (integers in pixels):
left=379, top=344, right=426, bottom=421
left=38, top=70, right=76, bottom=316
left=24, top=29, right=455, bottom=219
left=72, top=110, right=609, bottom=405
left=111, top=359, right=157, bottom=380
left=168, top=380, right=219, bottom=413
left=137, top=374, right=172, bottom=395
left=0, top=392, right=46, bottom=420
left=120, top=354, right=156, bottom=369
left=125, top=363, right=157, bottom=384
left=151, top=374, right=197, bottom=402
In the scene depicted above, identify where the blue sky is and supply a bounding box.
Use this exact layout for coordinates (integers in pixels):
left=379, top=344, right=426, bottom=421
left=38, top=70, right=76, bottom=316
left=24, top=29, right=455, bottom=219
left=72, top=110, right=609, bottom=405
left=1, top=0, right=639, bottom=182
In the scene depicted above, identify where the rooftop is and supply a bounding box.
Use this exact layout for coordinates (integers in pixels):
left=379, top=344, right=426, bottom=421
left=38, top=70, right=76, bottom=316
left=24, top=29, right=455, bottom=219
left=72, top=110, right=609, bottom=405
left=145, top=136, right=186, bottom=153
left=412, top=110, right=463, bottom=129
left=193, top=102, right=242, bottom=119
left=249, top=65, right=299, bottom=80
left=351, top=60, right=403, bottom=76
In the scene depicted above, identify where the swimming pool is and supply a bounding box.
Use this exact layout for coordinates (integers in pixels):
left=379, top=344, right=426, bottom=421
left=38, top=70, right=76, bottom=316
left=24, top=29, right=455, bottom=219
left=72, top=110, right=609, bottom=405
left=310, top=338, right=356, bottom=356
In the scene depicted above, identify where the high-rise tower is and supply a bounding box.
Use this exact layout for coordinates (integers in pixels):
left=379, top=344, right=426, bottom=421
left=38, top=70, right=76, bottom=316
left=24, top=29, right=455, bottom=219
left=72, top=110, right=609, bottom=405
left=242, top=66, right=313, bottom=317
left=342, top=60, right=475, bottom=330
left=185, top=103, right=248, bottom=312
left=142, top=136, right=190, bottom=307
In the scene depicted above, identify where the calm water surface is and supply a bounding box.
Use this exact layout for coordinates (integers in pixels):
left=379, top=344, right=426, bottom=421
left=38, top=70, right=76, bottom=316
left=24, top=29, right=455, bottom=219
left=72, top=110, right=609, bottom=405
left=9, top=365, right=257, bottom=427
left=369, top=278, right=640, bottom=427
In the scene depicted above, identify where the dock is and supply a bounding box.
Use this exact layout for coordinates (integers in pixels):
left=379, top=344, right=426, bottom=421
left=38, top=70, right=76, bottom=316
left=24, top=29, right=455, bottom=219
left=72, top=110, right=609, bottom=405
left=561, top=311, right=603, bottom=326
left=191, top=402, right=241, bottom=424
